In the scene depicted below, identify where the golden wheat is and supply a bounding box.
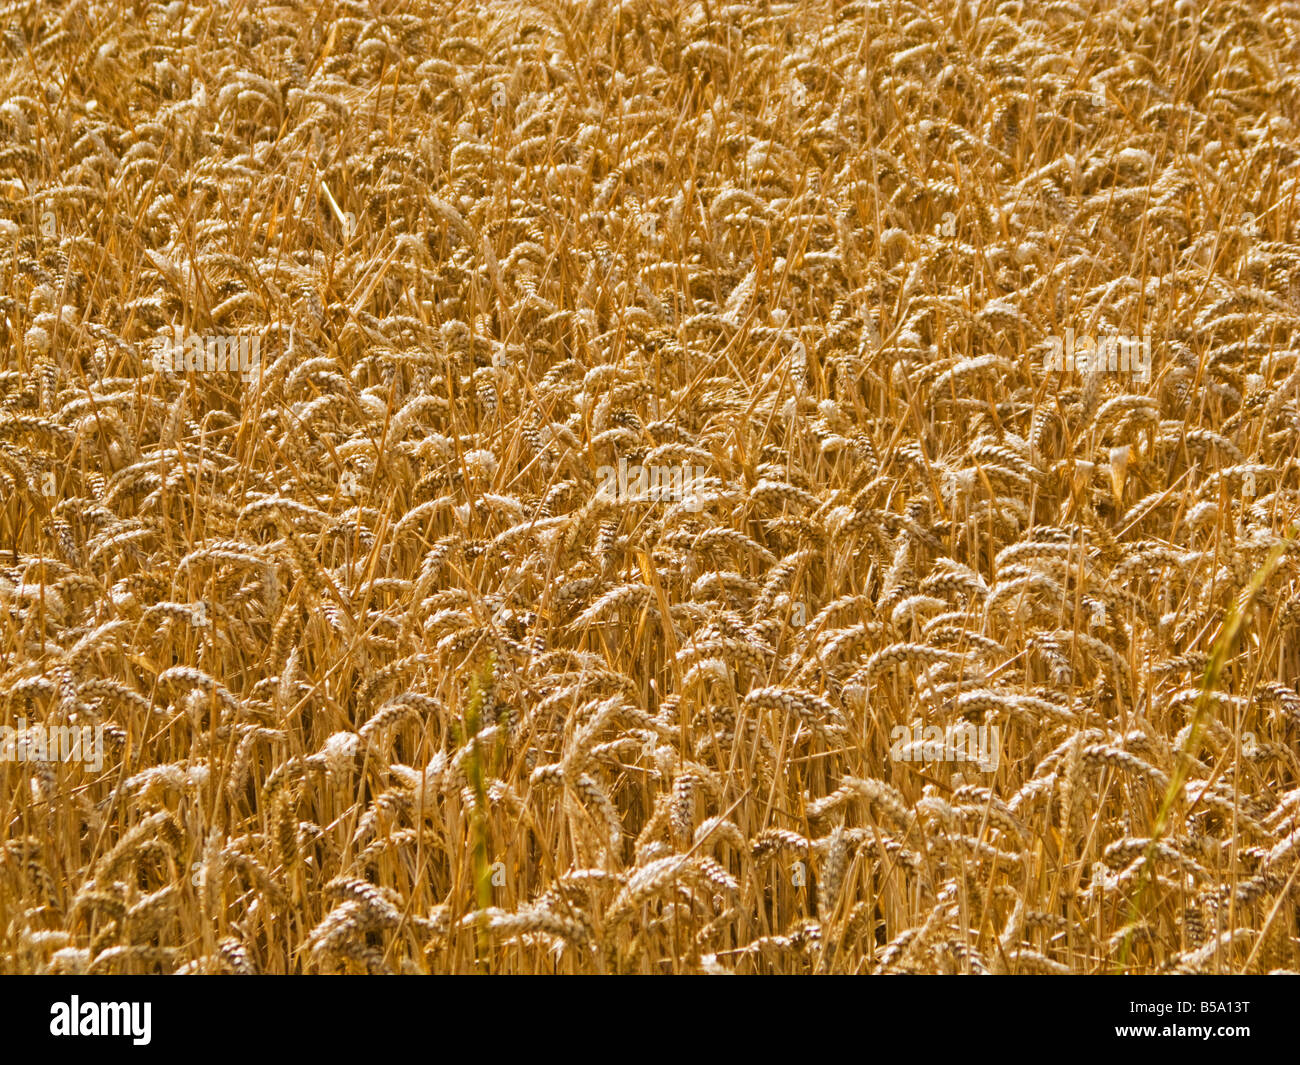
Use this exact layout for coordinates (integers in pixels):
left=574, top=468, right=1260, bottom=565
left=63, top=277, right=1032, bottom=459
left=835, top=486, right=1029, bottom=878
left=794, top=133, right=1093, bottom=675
left=2, top=0, right=1300, bottom=974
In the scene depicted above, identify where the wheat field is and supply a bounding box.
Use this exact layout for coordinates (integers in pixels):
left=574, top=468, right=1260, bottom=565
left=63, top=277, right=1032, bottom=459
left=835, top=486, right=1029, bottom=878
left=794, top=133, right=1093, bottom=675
left=2, top=0, right=1300, bottom=975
